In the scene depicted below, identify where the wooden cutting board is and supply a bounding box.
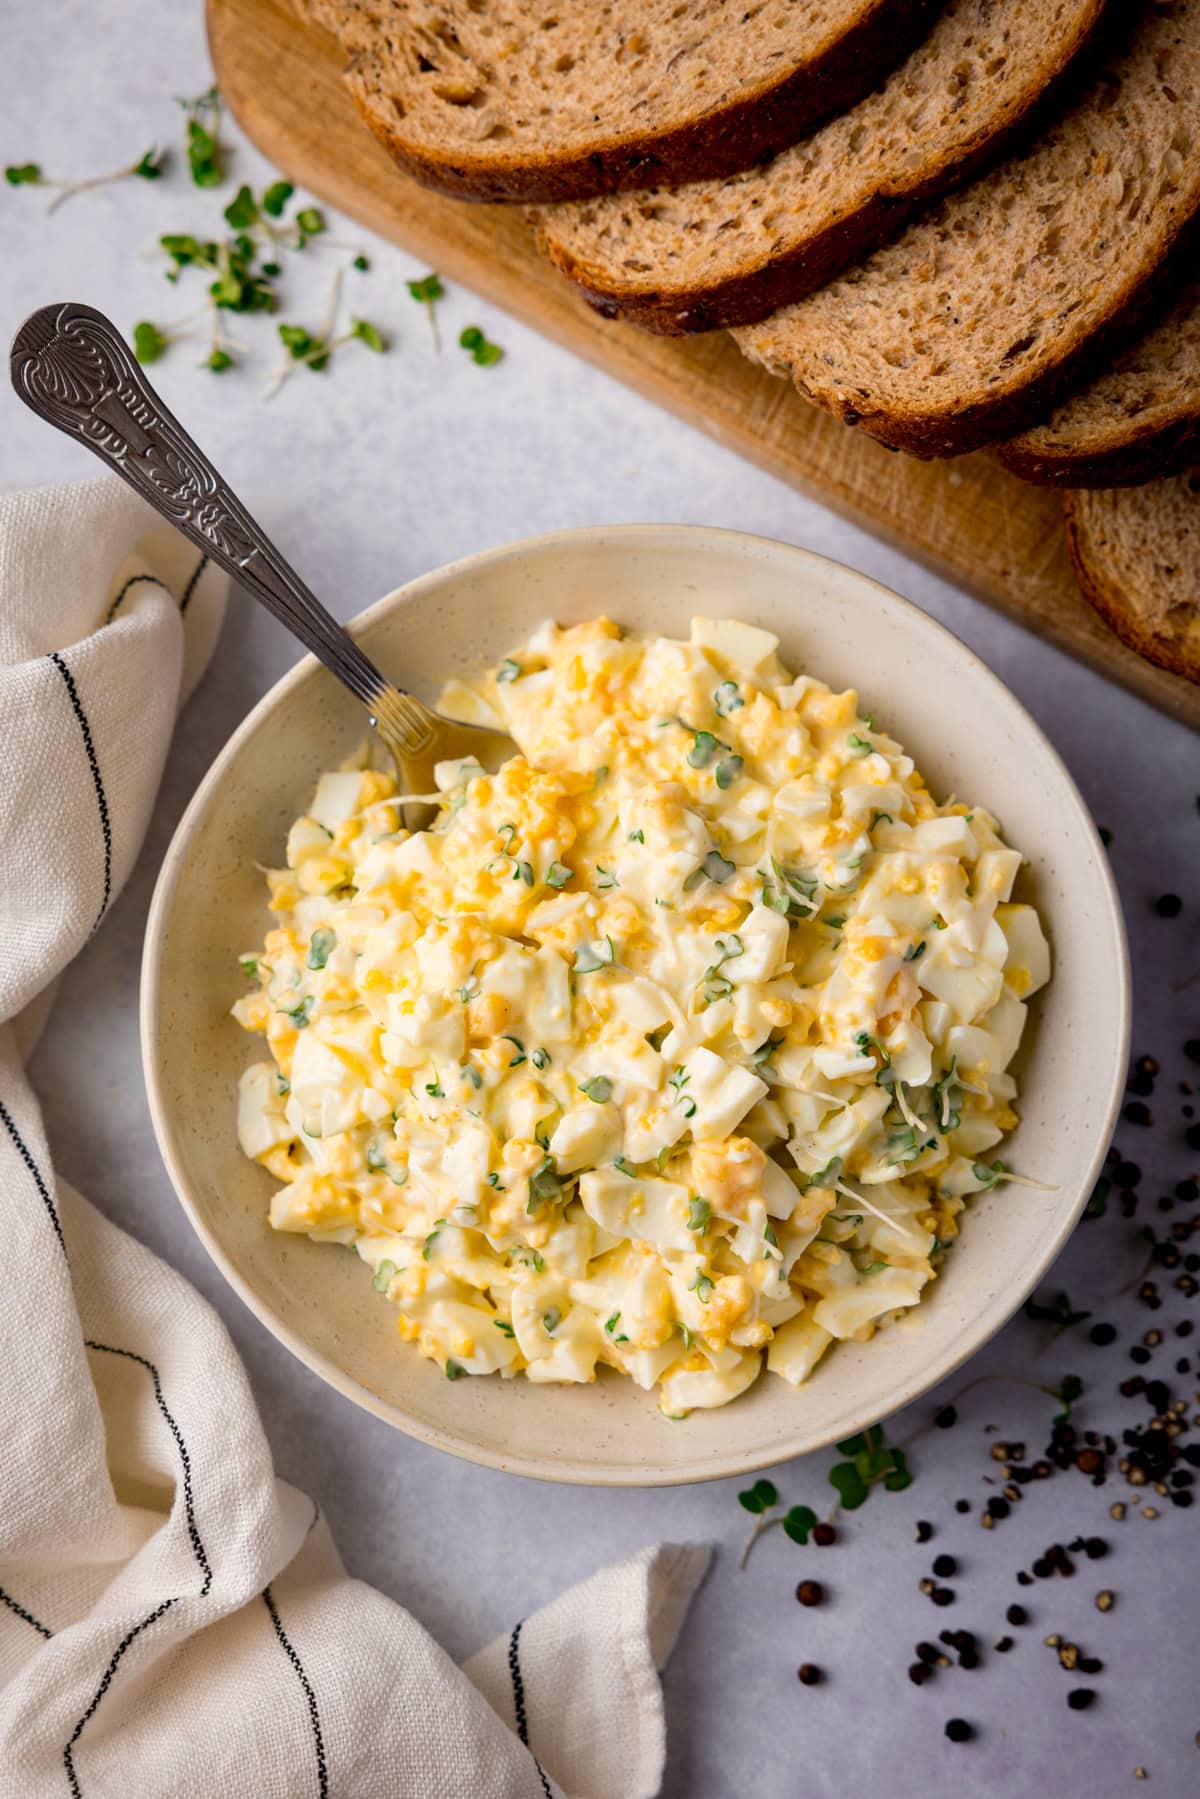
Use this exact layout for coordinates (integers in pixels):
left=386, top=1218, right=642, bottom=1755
left=209, top=0, right=1199, bottom=731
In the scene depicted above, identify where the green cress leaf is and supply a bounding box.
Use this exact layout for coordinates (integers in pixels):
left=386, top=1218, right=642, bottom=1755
left=572, top=940, right=614, bottom=974
left=972, top=1159, right=1008, bottom=1190
left=527, top=1154, right=562, bottom=1212
left=306, top=927, right=336, bottom=970
left=422, top=1219, right=445, bottom=1259
left=280, top=995, right=314, bottom=1029
left=459, top=324, right=503, bottom=365
left=238, top=955, right=258, bottom=979
left=445, top=1359, right=466, bottom=1379
left=207, top=349, right=234, bottom=372
left=262, top=179, right=294, bottom=217
left=737, top=1477, right=778, bottom=1515
left=847, top=732, right=873, bottom=757
left=580, top=1076, right=613, bottom=1103
left=531, top=1048, right=550, bottom=1071
left=687, top=1196, right=711, bottom=1233
left=5, top=162, right=41, bottom=185
left=687, top=730, right=719, bottom=769
left=782, top=1505, right=817, bottom=1544
left=223, top=183, right=257, bottom=230
left=351, top=317, right=385, bottom=352
left=836, top=1433, right=866, bottom=1456
left=715, top=756, right=743, bottom=790
left=701, top=849, right=736, bottom=884
left=542, top=1307, right=561, bottom=1335
left=372, top=1259, right=396, bottom=1293
left=295, top=206, right=325, bottom=237
left=545, top=860, right=572, bottom=888
left=903, top=940, right=926, bottom=962
left=493, top=1318, right=515, bottom=1337
left=407, top=272, right=444, bottom=304
left=353, top=254, right=370, bottom=271
left=133, top=148, right=163, bottom=179
left=829, top=1462, right=869, bottom=1509
left=689, top=1272, right=714, bottom=1303
left=496, top=658, right=522, bottom=683
left=713, top=680, right=743, bottom=716
left=132, top=321, right=167, bottom=365
left=501, top=1035, right=526, bottom=1066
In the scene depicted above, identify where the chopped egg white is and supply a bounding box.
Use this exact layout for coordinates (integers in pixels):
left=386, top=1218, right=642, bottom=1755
left=233, top=617, right=1049, bottom=1414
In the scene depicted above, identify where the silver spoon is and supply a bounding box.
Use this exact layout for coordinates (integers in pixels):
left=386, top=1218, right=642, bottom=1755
left=9, top=301, right=512, bottom=807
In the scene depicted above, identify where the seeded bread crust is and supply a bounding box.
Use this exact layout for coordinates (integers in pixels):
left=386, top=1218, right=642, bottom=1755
left=734, top=0, right=1200, bottom=459
left=298, top=0, right=938, bottom=204
left=1064, top=471, right=1200, bottom=683
left=998, top=280, right=1200, bottom=485
left=536, top=0, right=1108, bottom=334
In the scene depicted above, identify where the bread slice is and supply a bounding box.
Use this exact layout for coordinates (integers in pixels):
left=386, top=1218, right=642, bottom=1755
left=536, top=0, right=1107, bottom=334
left=735, top=0, right=1200, bottom=458
left=998, top=279, right=1200, bottom=485
left=1064, top=470, right=1200, bottom=682
left=298, top=0, right=937, bottom=204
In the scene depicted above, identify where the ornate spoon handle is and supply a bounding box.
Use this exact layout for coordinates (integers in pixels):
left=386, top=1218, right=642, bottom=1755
left=9, top=301, right=425, bottom=737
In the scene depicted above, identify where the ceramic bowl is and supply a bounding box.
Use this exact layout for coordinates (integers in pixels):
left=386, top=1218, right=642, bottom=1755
left=142, top=525, right=1129, bottom=1485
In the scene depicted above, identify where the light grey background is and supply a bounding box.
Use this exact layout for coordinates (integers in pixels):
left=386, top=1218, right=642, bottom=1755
left=5, top=4, right=1199, bottom=1794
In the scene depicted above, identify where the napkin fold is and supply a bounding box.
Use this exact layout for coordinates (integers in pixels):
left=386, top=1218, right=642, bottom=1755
left=0, top=477, right=708, bottom=1798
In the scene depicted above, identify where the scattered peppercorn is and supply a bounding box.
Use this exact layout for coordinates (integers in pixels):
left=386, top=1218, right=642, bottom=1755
left=812, top=1523, right=837, bottom=1547
left=1095, top=1591, right=1115, bottom=1612
left=994, top=1636, right=1014, bottom=1652
left=944, top=1718, right=972, bottom=1742
left=936, top=1406, right=958, bottom=1429
left=1090, top=1323, right=1118, bottom=1346
left=1124, top=1102, right=1152, bottom=1127
left=931, top=1588, right=956, bottom=1607
left=955, top=1499, right=971, bottom=1514
left=796, top=1581, right=824, bottom=1608
left=908, top=1662, right=931, bottom=1686
left=797, top=1663, right=822, bottom=1686
left=915, top=1520, right=934, bottom=1543
left=1007, top=1604, right=1028, bottom=1626
left=1153, top=893, right=1182, bottom=917
left=933, top=1554, right=957, bottom=1578
left=1067, top=1689, right=1096, bottom=1711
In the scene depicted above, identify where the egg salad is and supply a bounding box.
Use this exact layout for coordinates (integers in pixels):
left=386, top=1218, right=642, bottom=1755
left=233, top=616, right=1050, bottom=1415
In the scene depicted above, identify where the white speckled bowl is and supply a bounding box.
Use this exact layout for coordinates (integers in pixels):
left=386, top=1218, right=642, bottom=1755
left=142, top=526, right=1129, bottom=1485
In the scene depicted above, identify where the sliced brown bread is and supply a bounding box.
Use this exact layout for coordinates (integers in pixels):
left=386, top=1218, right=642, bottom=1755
left=999, top=279, right=1200, bottom=485
left=297, top=0, right=937, bottom=204
left=1064, top=470, right=1200, bottom=682
left=735, top=0, right=1200, bottom=458
left=536, top=0, right=1107, bottom=334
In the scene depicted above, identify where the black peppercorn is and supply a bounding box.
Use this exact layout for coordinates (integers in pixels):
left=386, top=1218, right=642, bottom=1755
left=1006, top=1604, right=1028, bottom=1626
left=1089, top=1323, right=1117, bottom=1346
left=944, top=1718, right=972, bottom=1742
left=932, top=1554, right=957, bottom=1578
left=812, top=1523, right=837, bottom=1547
left=796, top=1581, right=824, bottom=1608
left=1153, top=893, right=1182, bottom=917
left=935, top=1405, right=958, bottom=1429
left=915, top=1519, right=934, bottom=1543
left=1067, top=1689, right=1095, bottom=1711
left=797, top=1663, right=822, bottom=1686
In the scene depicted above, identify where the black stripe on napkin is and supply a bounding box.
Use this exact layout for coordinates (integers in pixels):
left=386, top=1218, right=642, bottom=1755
left=0, top=1095, right=66, bottom=1258
left=48, top=651, right=112, bottom=931
left=179, top=552, right=209, bottom=615
left=0, top=1585, right=53, bottom=1639
left=507, top=1621, right=553, bottom=1798
left=64, top=1595, right=177, bottom=1796
left=85, top=1343, right=212, bottom=1596
left=104, top=572, right=167, bottom=625
left=262, top=1586, right=329, bottom=1798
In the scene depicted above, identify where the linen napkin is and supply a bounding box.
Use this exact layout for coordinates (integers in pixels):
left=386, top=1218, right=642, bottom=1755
left=0, top=476, right=709, bottom=1799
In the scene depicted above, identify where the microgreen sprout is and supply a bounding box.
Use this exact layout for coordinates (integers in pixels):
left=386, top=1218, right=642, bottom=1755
left=307, top=926, right=336, bottom=970
left=7, top=143, right=164, bottom=213
left=687, top=1196, right=711, bottom=1233
left=713, top=680, right=744, bottom=716
left=179, top=86, right=223, bottom=187
left=459, top=324, right=503, bottom=366
left=373, top=1259, right=396, bottom=1293
left=579, top=1076, right=613, bottom=1103
left=406, top=271, right=444, bottom=347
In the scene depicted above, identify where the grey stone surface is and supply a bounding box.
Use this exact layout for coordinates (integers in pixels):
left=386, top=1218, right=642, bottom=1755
left=4, top=5, right=1199, bottom=1793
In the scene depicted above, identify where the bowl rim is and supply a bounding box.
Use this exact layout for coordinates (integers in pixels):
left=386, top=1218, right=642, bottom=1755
left=141, top=522, right=1131, bottom=1485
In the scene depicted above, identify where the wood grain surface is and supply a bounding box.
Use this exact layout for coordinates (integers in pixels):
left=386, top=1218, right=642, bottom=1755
left=208, top=0, right=1199, bottom=731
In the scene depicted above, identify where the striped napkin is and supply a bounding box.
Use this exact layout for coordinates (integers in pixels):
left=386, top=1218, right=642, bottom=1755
left=0, top=476, right=708, bottom=1798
